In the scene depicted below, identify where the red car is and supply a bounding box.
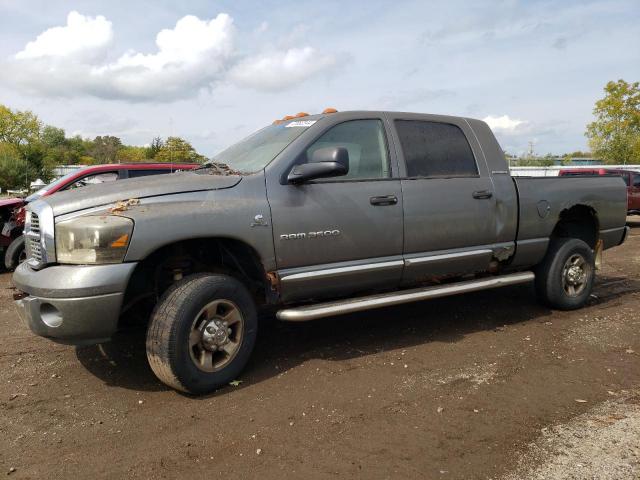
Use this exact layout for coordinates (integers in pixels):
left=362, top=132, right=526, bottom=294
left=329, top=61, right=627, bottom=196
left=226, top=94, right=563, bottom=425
left=558, top=168, right=640, bottom=215
left=1, top=163, right=197, bottom=270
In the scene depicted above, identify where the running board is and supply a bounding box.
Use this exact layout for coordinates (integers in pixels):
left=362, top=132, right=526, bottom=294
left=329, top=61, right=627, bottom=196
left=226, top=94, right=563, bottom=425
left=276, top=271, right=535, bottom=322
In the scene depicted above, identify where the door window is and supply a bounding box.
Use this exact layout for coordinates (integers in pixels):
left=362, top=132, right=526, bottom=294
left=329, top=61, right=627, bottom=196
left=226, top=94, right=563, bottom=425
left=66, top=171, right=119, bottom=190
left=395, top=120, right=478, bottom=178
left=128, top=169, right=171, bottom=178
left=304, top=120, right=390, bottom=180
left=633, top=174, right=640, bottom=187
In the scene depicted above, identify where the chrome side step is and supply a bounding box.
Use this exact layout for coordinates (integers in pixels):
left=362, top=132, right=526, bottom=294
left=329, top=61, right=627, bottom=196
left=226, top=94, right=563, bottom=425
left=276, top=271, right=535, bottom=322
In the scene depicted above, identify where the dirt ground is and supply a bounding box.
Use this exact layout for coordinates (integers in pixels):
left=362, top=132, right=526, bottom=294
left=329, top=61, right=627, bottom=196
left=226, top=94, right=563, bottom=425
left=1, top=220, right=639, bottom=480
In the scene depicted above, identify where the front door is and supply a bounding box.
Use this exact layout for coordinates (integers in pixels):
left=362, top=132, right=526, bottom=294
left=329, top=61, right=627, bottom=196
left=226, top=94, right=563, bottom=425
left=267, top=117, right=404, bottom=302
left=387, top=115, right=500, bottom=284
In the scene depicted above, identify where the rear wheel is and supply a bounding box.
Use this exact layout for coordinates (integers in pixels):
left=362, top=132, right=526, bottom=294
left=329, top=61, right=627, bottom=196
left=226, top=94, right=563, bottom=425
left=535, top=238, right=595, bottom=310
left=4, top=235, right=26, bottom=271
left=146, top=273, right=258, bottom=394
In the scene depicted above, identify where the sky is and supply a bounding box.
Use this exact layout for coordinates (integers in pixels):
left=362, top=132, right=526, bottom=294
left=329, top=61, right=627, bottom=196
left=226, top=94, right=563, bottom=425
left=0, top=0, right=638, bottom=157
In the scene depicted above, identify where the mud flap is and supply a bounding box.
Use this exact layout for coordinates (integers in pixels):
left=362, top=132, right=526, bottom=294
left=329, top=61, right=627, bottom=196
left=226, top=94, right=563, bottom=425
left=594, top=239, right=603, bottom=270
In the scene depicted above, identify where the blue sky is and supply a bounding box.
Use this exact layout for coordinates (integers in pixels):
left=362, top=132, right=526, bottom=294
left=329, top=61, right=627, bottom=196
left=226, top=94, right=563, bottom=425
left=0, top=0, right=638, bottom=156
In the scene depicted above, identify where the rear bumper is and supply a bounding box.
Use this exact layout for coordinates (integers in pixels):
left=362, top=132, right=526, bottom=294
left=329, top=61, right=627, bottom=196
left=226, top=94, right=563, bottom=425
left=12, top=262, right=137, bottom=345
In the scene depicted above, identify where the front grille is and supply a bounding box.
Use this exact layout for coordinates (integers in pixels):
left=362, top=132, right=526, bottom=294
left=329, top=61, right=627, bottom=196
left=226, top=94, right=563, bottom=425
left=30, top=212, right=40, bottom=234
left=25, top=212, right=43, bottom=264
left=27, top=238, right=43, bottom=263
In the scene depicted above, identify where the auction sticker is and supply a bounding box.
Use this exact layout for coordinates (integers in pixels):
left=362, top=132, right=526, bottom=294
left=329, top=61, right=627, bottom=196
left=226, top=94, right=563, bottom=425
left=285, top=120, right=317, bottom=127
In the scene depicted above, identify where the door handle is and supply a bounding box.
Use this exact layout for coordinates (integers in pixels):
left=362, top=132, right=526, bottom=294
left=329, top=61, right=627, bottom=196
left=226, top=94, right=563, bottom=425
left=370, top=195, right=398, bottom=206
left=472, top=190, right=493, bottom=199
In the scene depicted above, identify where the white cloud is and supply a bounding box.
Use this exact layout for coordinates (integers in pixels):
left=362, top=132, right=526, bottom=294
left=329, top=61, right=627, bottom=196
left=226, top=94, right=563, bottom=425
left=15, top=11, right=112, bottom=60
left=5, top=12, right=337, bottom=101
left=255, top=21, right=269, bottom=34
left=229, top=47, right=336, bottom=91
left=483, top=114, right=526, bottom=133
left=89, top=13, right=235, bottom=100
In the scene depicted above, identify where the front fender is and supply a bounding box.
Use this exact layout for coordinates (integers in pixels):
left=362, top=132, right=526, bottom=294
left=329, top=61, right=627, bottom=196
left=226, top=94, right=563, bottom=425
left=122, top=175, right=275, bottom=271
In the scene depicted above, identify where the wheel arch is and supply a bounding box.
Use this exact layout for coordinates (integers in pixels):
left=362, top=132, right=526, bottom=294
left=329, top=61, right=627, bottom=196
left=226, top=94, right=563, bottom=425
left=550, top=204, right=600, bottom=249
left=121, top=236, right=273, bottom=322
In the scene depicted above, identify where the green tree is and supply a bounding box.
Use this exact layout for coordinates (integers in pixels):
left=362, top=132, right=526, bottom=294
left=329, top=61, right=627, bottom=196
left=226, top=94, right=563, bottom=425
left=117, top=146, right=147, bottom=163
left=0, top=105, right=41, bottom=147
left=0, top=143, right=24, bottom=192
left=41, top=125, right=66, bottom=148
left=586, top=80, right=640, bottom=164
left=146, top=136, right=164, bottom=159
left=0, top=105, right=44, bottom=188
left=91, top=135, right=122, bottom=163
left=155, top=136, right=206, bottom=163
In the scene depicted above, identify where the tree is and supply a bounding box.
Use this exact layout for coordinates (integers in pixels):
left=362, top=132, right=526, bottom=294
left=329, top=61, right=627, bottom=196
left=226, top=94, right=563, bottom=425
left=146, top=136, right=164, bottom=159
left=586, top=80, right=640, bottom=164
left=154, top=136, right=206, bottom=163
left=0, top=143, right=24, bottom=192
left=91, top=135, right=122, bottom=164
left=0, top=105, right=44, bottom=188
left=41, top=125, right=66, bottom=148
left=0, top=105, right=41, bottom=147
left=117, top=146, right=147, bottom=163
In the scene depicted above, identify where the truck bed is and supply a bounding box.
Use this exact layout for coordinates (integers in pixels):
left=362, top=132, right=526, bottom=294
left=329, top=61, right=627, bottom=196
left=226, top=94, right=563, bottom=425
left=511, top=175, right=628, bottom=266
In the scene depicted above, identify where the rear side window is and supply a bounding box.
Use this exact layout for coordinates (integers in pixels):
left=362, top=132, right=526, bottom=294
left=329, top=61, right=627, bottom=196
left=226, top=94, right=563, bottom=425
left=128, top=169, right=171, bottom=178
left=395, top=120, right=478, bottom=177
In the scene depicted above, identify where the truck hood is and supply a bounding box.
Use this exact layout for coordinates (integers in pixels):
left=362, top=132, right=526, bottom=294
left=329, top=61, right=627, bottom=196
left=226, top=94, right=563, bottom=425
left=42, top=171, right=242, bottom=216
left=0, top=197, right=25, bottom=209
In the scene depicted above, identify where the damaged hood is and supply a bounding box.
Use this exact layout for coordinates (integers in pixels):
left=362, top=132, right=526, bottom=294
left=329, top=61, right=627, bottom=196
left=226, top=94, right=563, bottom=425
left=0, top=197, right=25, bottom=209
left=41, top=171, right=242, bottom=216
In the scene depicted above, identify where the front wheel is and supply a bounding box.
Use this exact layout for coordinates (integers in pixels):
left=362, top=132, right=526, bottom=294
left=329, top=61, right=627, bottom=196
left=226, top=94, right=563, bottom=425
left=535, top=238, right=595, bottom=310
left=146, top=273, right=258, bottom=394
left=4, top=235, right=26, bottom=271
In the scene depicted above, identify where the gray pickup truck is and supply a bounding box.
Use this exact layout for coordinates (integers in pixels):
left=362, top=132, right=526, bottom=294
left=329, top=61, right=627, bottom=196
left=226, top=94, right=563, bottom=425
left=13, top=111, right=629, bottom=394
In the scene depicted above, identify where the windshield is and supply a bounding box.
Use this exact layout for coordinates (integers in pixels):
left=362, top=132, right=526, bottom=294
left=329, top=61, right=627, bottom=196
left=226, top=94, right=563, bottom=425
left=25, top=170, right=83, bottom=202
left=204, top=120, right=316, bottom=173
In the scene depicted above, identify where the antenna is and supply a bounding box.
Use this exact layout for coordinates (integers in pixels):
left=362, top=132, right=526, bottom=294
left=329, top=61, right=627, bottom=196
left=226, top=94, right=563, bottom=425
left=169, top=117, right=174, bottom=172
left=528, top=140, right=535, bottom=158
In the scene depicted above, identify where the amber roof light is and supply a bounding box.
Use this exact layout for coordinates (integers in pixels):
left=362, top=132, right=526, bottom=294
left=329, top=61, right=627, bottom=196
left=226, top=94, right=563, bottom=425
left=322, top=108, right=338, bottom=114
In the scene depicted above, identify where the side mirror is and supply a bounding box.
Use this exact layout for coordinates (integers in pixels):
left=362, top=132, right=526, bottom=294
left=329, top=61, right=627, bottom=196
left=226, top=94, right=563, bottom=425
left=287, top=147, right=349, bottom=184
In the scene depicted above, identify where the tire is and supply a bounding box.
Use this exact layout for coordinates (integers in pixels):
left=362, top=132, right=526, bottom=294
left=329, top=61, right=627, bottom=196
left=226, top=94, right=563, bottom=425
left=534, top=238, right=595, bottom=310
left=146, top=273, right=258, bottom=394
left=4, top=235, right=26, bottom=271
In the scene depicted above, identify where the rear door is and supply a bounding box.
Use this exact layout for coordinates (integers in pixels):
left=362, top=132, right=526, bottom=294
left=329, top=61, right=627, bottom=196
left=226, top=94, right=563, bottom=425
left=387, top=114, right=500, bottom=284
left=267, top=115, right=404, bottom=302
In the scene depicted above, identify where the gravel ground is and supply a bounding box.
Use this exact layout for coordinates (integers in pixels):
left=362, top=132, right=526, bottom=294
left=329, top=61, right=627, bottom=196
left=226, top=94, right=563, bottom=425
left=503, top=390, right=640, bottom=479
left=0, top=218, right=639, bottom=479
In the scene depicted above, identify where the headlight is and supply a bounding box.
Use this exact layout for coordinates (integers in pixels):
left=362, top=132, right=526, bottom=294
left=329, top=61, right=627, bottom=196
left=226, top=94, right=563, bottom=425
left=55, top=216, right=134, bottom=264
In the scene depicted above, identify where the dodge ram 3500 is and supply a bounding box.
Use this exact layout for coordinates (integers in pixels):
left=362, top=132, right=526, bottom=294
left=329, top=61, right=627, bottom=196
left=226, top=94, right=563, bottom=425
left=13, top=111, right=629, bottom=394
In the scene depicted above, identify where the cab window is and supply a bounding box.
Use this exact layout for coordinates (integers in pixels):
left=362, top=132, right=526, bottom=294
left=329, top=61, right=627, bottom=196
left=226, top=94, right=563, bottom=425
left=304, top=120, right=390, bottom=180
left=395, top=120, right=478, bottom=178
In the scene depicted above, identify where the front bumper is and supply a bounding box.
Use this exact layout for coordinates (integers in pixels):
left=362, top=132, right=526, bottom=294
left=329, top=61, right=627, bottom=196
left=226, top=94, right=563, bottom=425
left=12, top=262, right=138, bottom=345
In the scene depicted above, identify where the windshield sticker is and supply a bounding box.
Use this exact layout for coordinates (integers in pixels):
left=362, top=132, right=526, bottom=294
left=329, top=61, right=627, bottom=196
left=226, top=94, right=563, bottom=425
left=285, top=120, right=316, bottom=128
